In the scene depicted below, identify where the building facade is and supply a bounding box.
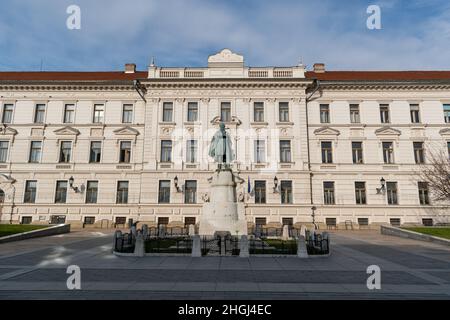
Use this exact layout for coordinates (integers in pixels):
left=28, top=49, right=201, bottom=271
left=0, top=49, right=449, bottom=229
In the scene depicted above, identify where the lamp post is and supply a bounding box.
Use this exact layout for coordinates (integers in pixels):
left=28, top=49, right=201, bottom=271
left=174, top=176, right=181, bottom=193
left=68, top=176, right=84, bottom=193
left=376, top=177, right=386, bottom=195
left=273, top=176, right=279, bottom=193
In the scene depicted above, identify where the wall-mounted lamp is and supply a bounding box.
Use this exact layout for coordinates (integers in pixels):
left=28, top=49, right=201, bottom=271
left=376, top=177, right=386, bottom=195
left=273, top=176, right=279, bottom=193
left=174, top=176, right=182, bottom=193
left=69, top=176, right=84, bottom=193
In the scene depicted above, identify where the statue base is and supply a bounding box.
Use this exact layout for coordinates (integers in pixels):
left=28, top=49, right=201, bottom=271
left=199, top=167, right=247, bottom=236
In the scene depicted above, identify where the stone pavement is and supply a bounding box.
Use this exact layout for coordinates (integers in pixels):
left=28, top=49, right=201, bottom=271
left=0, top=228, right=449, bottom=299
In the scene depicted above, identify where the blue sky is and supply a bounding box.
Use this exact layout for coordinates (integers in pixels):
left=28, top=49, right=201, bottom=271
left=0, top=0, right=449, bottom=71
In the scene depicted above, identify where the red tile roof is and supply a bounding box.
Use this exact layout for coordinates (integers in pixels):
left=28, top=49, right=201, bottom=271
left=305, top=71, right=450, bottom=81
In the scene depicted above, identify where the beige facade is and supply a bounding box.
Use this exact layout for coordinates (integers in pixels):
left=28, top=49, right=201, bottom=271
left=0, top=49, right=449, bottom=228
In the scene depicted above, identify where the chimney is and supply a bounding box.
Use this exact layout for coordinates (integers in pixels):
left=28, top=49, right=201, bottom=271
left=124, top=63, right=136, bottom=73
left=313, top=63, right=325, bottom=73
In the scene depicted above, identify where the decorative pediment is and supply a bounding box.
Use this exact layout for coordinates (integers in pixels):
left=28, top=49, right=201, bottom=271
left=0, top=126, right=18, bottom=136
left=210, top=116, right=242, bottom=126
left=113, top=126, right=140, bottom=136
left=439, top=128, right=450, bottom=137
left=54, top=126, right=80, bottom=136
left=375, top=126, right=402, bottom=136
left=208, top=49, right=244, bottom=68
left=313, top=126, right=340, bottom=136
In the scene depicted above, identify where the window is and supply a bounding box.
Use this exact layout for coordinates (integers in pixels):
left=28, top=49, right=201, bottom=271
left=160, top=140, right=172, bottom=162
left=85, top=181, right=98, bottom=204
left=55, top=181, right=68, bottom=203
left=186, top=140, right=197, bottom=163
left=355, top=182, right=366, bottom=205
left=84, top=217, right=95, bottom=225
left=21, top=216, right=32, bottom=225
left=254, top=102, right=264, bottom=122
left=187, top=102, right=198, bottom=122
left=254, top=181, right=266, bottom=204
left=2, top=104, right=13, bottom=124
left=382, top=142, right=394, bottom=164
left=323, top=181, right=335, bottom=205
left=410, top=104, right=420, bottom=123
left=162, top=102, right=173, bottom=122
left=0, top=141, right=8, bottom=163
left=220, top=102, right=231, bottom=122
left=418, top=182, right=430, bottom=205
left=280, top=181, right=293, bottom=204
left=350, top=104, right=360, bottom=123
left=380, top=104, right=390, bottom=123
left=93, top=104, right=104, bottom=123
left=413, top=142, right=425, bottom=164
left=444, top=104, right=450, bottom=123
left=29, top=141, right=42, bottom=163
left=89, top=141, right=102, bottom=163
left=255, top=217, right=267, bottom=227
left=158, top=217, right=169, bottom=226
left=279, top=102, right=289, bottom=122
left=352, top=142, right=364, bottom=164
left=282, top=218, right=293, bottom=227
left=184, top=180, right=197, bottom=204
left=59, top=141, right=72, bottom=163
left=386, top=182, right=398, bottom=205
left=422, top=218, right=433, bottom=226
left=390, top=218, right=401, bottom=227
left=64, top=104, right=75, bottom=123
left=358, top=218, right=369, bottom=226
left=320, top=104, right=330, bottom=123
left=254, top=140, right=266, bottom=163
left=185, top=217, right=196, bottom=226
left=122, top=104, right=133, bottom=123
left=24, top=180, right=37, bottom=203
left=321, top=141, right=333, bottom=164
left=158, top=180, right=170, bottom=204
left=34, top=104, right=46, bottom=123
left=119, top=141, right=131, bottom=163
left=279, top=140, right=291, bottom=163
left=116, top=181, right=129, bottom=204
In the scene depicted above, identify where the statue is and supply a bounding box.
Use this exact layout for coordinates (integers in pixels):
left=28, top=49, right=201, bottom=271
left=209, top=122, right=234, bottom=164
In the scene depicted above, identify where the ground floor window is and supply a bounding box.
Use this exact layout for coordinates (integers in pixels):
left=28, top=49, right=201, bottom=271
left=282, top=217, right=293, bottom=227
left=422, top=218, right=433, bottom=226
left=357, top=218, right=369, bottom=226
left=50, top=215, right=66, bottom=224
left=390, top=218, right=401, bottom=227
left=185, top=217, right=196, bottom=226
left=84, top=216, right=95, bottom=225
left=21, top=216, right=32, bottom=224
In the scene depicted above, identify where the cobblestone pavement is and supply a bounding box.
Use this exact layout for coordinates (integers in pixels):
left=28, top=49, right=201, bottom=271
left=0, top=229, right=449, bottom=299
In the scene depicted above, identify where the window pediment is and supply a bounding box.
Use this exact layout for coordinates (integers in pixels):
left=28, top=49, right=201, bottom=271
left=313, top=126, right=340, bottom=136
left=439, top=128, right=450, bottom=137
left=375, top=126, right=402, bottom=136
left=0, top=126, right=18, bottom=136
left=54, top=126, right=80, bottom=136
left=113, top=126, right=140, bottom=136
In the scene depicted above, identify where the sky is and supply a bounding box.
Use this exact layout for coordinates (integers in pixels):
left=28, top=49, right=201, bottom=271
left=0, top=0, right=450, bottom=71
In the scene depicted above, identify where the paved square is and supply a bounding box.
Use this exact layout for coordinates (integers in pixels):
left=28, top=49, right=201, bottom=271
left=0, top=229, right=449, bottom=299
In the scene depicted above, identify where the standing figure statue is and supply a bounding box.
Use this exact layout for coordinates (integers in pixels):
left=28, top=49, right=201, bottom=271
left=209, top=122, right=234, bottom=164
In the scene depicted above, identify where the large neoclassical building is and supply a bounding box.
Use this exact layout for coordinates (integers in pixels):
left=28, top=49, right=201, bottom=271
left=0, top=49, right=449, bottom=229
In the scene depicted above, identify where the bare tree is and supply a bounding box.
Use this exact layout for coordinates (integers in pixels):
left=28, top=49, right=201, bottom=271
left=418, top=149, right=450, bottom=202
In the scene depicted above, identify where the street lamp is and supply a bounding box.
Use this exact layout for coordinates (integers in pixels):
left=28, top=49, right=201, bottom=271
left=273, top=176, right=279, bottom=193
left=174, top=176, right=181, bottom=193
left=68, top=176, right=84, bottom=193
left=376, top=177, right=386, bottom=195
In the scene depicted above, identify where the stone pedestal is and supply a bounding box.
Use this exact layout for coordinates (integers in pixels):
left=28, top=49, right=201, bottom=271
left=239, top=235, right=249, bottom=258
left=134, top=232, right=145, bottom=257
left=192, top=235, right=202, bottom=257
left=199, top=168, right=247, bottom=236
left=297, top=236, right=308, bottom=258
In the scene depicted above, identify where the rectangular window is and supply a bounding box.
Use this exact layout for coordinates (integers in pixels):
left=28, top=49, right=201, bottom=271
left=160, top=140, right=172, bottom=162
left=254, top=180, right=266, bottom=204
left=29, top=141, right=42, bottom=163
left=320, top=104, right=330, bottom=123
left=89, top=141, right=102, bottom=163
left=279, top=102, right=289, bottom=122
left=2, top=104, right=14, bottom=124
left=116, top=181, right=129, bottom=204
left=380, top=104, right=390, bottom=123
left=323, top=181, right=335, bottom=205
left=422, top=218, right=433, bottom=226
left=418, top=182, right=430, bottom=205
left=24, top=180, right=37, bottom=203
left=254, top=140, right=266, bottom=163
left=93, top=104, right=104, bottom=123
left=64, top=104, right=75, bottom=123
left=55, top=181, right=68, bottom=204
left=85, top=181, right=98, bottom=204
left=254, top=102, right=264, bottom=122
left=444, top=104, right=450, bottom=123
left=321, top=141, right=333, bottom=164
left=413, top=142, right=425, bottom=164
left=280, top=181, right=293, bottom=204
left=122, top=104, right=133, bottom=123
left=382, top=142, right=394, bottom=164
left=358, top=218, right=369, bottom=226
left=387, top=182, right=398, bottom=205
left=352, top=141, right=364, bottom=164
left=186, top=140, right=197, bottom=163
left=185, top=217, right=196, bottom=226
left=184, top=180, right=197, bottom=204
left=349, top=104, right=360, bottom=123
left=59, top=141, right=72, bottom=163
left=220, top=102, right=231, bottom=122
left=119, top=141, right=131, bottom=163
left=187, top=102, right=198, bottom=122
left=410, top=104, right=420, bottom=123
left=0, top=141, right=8, bottom=163
left=355, top=182, right=367, bottom=205
left=158, top=180, right=171, bottom=204
left=162, top=102, right=173, bottom=122
left=84, top=217, right=95, bottom=225
left=282, top=218, right=293, bottom=226
left=21, top=216, right=32, bottom=225
left=34, top=104, right=46, bottom=123
left=255, top=217, right=267, bottom=227
left=279, top=140, right=291, bottom=163
left=390, top=218, right=401, bottom=227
